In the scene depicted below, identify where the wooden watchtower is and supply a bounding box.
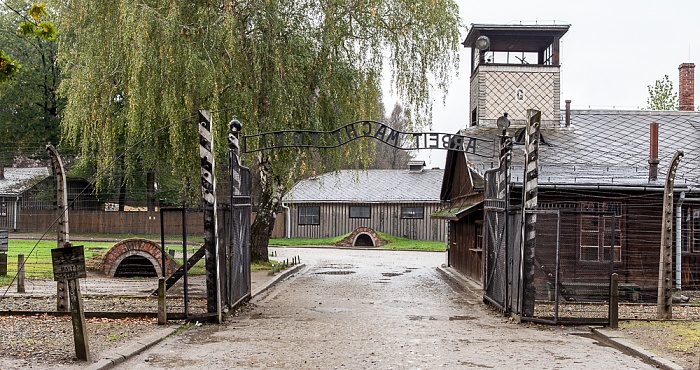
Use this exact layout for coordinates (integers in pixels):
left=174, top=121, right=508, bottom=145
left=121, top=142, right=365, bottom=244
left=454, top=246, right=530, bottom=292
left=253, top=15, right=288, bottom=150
left=463, top=24, right=570, bottom=127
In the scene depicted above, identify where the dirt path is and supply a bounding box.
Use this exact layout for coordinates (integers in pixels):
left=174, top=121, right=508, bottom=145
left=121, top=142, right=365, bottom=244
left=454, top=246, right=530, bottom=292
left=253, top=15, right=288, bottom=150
left=116, top=248, right=655, bottom=369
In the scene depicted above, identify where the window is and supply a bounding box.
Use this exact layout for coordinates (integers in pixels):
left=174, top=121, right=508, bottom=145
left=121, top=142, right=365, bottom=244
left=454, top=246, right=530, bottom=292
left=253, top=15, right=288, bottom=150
left=350, top=206, right=371, bottom=219
left=401, top=206, right=424, bottom=219
left=683, top=208, right=700, bottom=253
left=0, top=204, right=6, bottom=217
left=579, top=202, right=622, bottom=262
left=474, top=222, right=483, bottom=251
left=298, top=206, right=320, bottom=225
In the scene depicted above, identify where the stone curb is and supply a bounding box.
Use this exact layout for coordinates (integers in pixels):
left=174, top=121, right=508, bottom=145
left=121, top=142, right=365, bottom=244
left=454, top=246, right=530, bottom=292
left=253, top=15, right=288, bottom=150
left=87, top=263, right=305, bottom=370
left=590, top=328, right=683, bottom=370
left=251, top=263, right=305, bottom=298
left=436, top=265, right=484, bottom=296
left=85, top=326, right=179, bottom=370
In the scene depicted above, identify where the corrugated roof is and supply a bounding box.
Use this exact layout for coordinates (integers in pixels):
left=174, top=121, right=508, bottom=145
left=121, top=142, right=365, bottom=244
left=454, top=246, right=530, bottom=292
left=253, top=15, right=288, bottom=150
left=462, top=110, right=700, bottom=188
left=0, top=167, right=50, bottom=195
left=285, top=168, right=444, bottom=203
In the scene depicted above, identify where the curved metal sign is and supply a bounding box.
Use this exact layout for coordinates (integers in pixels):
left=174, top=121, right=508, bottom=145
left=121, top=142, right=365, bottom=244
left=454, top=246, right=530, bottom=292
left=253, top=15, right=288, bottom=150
left=242, top=120, right=492, bottom=157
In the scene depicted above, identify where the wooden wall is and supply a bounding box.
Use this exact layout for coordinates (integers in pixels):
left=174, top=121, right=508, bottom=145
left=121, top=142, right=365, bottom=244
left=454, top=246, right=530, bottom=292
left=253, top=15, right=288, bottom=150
left=288, top=202, right=446, bottom=241
left=448, top=212, right=483, bottom=282
left=16, top=209, right=285, bottom=238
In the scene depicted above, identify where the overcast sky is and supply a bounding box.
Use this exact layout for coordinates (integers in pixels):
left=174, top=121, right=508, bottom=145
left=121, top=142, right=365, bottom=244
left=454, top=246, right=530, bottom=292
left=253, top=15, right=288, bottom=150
left=401, top=0, right=700, bottom=167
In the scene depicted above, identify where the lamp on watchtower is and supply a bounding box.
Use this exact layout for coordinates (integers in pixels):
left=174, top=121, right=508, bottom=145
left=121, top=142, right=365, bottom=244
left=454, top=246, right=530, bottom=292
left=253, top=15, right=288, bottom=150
left=474, top=35, right=490, bottom=51
left=497, top=112, right=511, bottom=138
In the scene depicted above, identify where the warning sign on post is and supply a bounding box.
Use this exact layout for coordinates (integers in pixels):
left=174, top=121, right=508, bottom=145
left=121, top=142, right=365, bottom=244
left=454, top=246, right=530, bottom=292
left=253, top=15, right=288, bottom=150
left=51, top=245, right=86, bottom=281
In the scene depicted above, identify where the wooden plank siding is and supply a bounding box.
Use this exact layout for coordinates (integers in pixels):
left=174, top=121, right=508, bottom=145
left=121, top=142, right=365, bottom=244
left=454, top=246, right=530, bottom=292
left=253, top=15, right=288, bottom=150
left=535, top=191, right=669, bottom=299
left=448, top=212, right=483, bottom=282
left=288, top=202, right=447, bottom=241
left=16, top=210, right=285, bottom=238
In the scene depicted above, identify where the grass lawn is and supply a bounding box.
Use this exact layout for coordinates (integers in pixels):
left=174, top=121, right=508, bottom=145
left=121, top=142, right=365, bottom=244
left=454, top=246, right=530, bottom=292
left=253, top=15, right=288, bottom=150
left=0, top=239, right=114, bottom=285
left=0, top=238, right=278, bottom=286
left=270, top=232, right=445, bottom=251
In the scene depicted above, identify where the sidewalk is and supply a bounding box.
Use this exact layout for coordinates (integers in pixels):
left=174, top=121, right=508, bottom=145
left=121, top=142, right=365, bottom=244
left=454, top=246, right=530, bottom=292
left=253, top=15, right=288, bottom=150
left=86, top=263, right=305, bottom=370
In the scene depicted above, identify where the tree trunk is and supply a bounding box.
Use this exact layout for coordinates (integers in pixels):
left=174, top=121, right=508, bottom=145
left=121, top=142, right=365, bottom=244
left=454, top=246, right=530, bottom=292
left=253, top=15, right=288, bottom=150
left=249, top=153, right=283, bottom=262
left=250, top=200, right=276, bottom=262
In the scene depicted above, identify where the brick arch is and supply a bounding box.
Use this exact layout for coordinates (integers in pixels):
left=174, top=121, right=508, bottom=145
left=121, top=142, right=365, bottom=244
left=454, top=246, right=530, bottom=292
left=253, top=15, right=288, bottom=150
left=336, top=227, right=386, bottom=247
left=101, top=238, right=179, bottom=277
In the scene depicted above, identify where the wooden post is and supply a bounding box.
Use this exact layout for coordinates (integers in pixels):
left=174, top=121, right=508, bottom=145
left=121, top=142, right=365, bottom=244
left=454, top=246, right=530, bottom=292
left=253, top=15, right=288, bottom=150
left=158, top=277, right=167, bottom=325
left=68, top=277, right=90, bottom=361
left=0, top=253, right=6, bottom=276
left=52, top=244, right=90, bottom=361
left=657, top=150, right=683, bottom=320
left=609, top=273, right=619, bottom=329
left=17, top=254, right=25, bottom=293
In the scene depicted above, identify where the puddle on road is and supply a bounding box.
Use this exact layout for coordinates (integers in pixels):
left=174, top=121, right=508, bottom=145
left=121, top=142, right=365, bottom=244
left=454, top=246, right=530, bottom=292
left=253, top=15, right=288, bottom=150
left=406, top=315, right=476, bottom=321
left=458, top=360, right=492, bottom=367
left=407, top=315, right=438, bottom=321
left=318, top=264, right=355, bottom=269
left=314, top=306, right=353, bottom=313
left=382, top=272, right=403, bottom=277
left=315, top=270, right=356, bottom=275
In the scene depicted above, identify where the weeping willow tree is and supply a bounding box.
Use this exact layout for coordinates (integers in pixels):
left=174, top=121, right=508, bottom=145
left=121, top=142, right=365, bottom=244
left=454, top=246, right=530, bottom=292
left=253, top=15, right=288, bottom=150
left=57, top=0, right=461, bottom=260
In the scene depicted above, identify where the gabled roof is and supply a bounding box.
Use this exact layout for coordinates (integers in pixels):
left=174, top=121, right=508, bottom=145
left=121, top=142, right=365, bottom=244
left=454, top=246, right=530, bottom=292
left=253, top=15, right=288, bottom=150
left=284, top=169, right=444, bottom=203
left=0, top=167, right=50, bottom=196
left=461, top=110, right=700, bottom=188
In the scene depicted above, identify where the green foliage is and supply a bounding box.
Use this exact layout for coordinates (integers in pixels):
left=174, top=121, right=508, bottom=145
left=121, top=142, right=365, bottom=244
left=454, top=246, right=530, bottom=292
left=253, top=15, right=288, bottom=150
left=647, top=75, right=678, bottom=110
left=57, top=0, right=462, bottom=255
left=0, top=49, right=21, bottom=83
left=0, top=0, right=62, bottom=165
left=28, top=3, right=47, bottom=20
left=17, top=2, right=57, bottom=40
left=17, top=20, right=36, bottom=36
left=0, top=240, right=108, bottom=284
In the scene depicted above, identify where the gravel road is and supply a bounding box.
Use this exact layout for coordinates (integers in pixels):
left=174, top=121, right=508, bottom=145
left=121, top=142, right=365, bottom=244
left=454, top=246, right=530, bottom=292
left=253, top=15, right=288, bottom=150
left=115, top=248, right=656, bottom=369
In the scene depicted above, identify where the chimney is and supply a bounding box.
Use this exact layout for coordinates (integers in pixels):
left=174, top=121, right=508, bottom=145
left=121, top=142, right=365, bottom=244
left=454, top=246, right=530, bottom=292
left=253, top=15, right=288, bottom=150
left=649, top=122, right=659, bottom=182
left=678, top=63, right=695, bottom=111
left=565, top=100, right=571, bottom=126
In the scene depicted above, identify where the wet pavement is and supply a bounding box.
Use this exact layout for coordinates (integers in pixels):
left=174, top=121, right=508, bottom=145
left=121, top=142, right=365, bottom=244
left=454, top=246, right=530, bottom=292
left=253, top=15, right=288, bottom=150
left=115, top=247, right=656, bottom=369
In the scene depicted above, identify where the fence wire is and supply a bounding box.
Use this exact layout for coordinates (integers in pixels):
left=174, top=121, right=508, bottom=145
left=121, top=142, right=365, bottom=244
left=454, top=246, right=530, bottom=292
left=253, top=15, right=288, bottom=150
left=484, top=188, right=700, bottom=324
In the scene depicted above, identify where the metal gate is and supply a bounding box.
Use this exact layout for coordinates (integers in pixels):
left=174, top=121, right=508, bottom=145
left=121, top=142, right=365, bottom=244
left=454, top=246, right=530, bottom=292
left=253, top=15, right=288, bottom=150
left=226, top=158, right=252, bottom=307
left=483, top=168, right=510, bottom=311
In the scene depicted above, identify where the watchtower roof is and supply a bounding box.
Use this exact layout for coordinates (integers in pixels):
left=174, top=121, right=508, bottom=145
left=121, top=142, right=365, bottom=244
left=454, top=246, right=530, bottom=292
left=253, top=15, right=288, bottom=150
left=463, top=23, right=570, bottom=52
